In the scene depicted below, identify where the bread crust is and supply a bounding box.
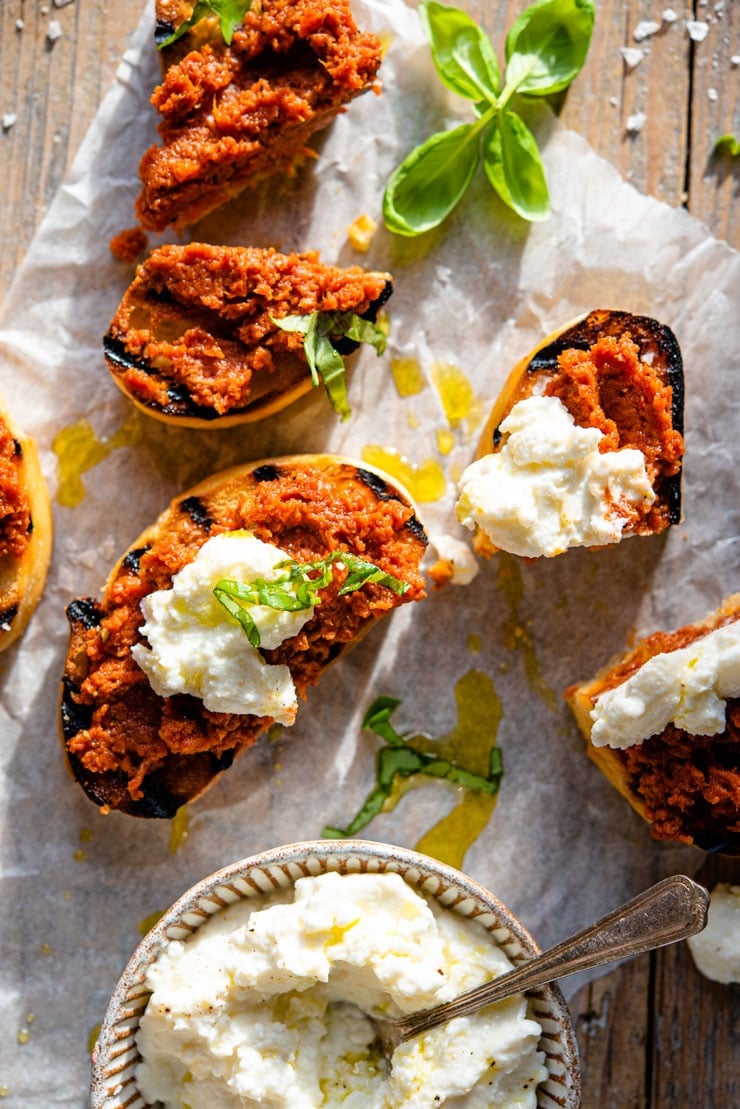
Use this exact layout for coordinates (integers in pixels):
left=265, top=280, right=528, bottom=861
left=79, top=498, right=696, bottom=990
left=60, top=454, right=427, bottom=818
left=471, top=309, right=684, bottom=558
left=0, top=400, right=52, bottom=653
left=565, top=595, right=740, bottom=853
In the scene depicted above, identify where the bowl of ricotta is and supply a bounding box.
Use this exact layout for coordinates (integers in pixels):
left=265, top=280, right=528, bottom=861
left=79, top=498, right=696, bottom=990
left=90, top=840, right=580, bottom=1108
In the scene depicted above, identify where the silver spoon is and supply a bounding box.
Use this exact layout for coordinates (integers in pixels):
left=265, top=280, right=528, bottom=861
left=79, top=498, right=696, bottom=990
left=373, top=874, right=709, bottom=1058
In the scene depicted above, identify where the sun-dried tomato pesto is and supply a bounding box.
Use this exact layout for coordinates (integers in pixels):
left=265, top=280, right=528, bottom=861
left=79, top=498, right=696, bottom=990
left=64, top=461, right=426, bottom=803
left=137, top=0, right=383, bottom=231
left=105, top=244, right=391, bottom=416
left=544, top=335, right=684, bottom=533
left=0, top=416, right=31, bottom=562
left=617, top=703, right=740, bottom=848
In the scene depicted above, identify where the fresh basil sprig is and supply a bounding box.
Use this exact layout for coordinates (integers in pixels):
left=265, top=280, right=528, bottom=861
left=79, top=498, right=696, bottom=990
left=322, top=696, right=504, bottom=838
left=383, top=0, right=594, bottom=231
left=272, top=311, right=387, bottom=421
left=214, top=554, right=408, bottom=649
left=158, top=0, right=253, bottom=49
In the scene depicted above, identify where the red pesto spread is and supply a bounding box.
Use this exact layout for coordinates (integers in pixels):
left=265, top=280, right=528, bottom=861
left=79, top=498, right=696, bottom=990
left=107, top=244, right=389, bottom=414
left=545, top=335, right=683, bottom=533
left=0, top=416, right=30, bottom=562
left=64, top=463, right=426, bottom=800
left=136, top=0, right=383, bottom=230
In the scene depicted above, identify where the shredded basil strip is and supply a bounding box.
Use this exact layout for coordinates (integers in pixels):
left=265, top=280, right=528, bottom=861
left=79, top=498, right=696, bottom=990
left=158, top=0, right=253, bottom=48
left=382, top=0, right=594, bottom=230
left=322, top=696, right=504, bottom=838
left=272, top=311, right=387, bottom=421
left=213, top=554, right=408, bottom=648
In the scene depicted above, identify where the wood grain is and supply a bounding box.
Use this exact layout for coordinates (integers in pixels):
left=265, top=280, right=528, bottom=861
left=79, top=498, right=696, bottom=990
left=0, top=3, right=738, bottom=1106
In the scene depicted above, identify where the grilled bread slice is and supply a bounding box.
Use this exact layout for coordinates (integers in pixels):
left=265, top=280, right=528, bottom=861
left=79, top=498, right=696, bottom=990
left=61, top=454, right=427, bottom=818
left=463, top=310, right=684, bottom=558
left=0, top=399, right=52, bottom=653
left=565, top=595, right=740, bottom=854
left=138, top=0, right=383, bottom=231
left=104, top=243, right=392, bottom=427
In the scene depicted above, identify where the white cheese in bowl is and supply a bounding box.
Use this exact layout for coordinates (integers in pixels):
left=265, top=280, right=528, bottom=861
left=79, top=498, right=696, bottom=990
left=131, top=531, right=314, bottom=723
left=135, top=871, right=547, bottom=1107
left=455, top=395, right=655, bottom=558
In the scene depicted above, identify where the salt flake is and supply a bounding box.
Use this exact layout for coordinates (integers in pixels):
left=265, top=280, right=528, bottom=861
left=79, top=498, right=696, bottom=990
left=2, top=113, right=17, bottom=130
left=47, top=20, right=63, bottom=42
left=620, top=47, right=644, bottom=69
left=707, top=87, right=718, bottom=101
left=626, top=111, right=647, bottom=134
left=662, top=8, right=678, bottom=21
left=633, top=20, right=661, bottom=41
left=687, top=20, right=709, bottom=41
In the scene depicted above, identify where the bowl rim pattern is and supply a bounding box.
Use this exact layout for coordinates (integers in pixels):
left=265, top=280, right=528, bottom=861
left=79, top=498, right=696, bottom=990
left=90, top=839, right=581, bottom=1109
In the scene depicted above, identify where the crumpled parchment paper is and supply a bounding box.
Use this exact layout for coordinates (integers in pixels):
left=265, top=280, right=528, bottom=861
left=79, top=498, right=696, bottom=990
left=0, top=0, right=738, bottom=1103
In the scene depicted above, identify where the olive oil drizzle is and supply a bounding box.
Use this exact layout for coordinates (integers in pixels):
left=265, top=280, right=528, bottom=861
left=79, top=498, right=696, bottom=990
left=52, top=413, right=141, bottom=507
left=168, top=805, right=190, bottom=854
left=414, top=669, right=503, bottom=868
left=496, top=553, right=558, bottom=712
left=361, top=444, right=446, bottom=503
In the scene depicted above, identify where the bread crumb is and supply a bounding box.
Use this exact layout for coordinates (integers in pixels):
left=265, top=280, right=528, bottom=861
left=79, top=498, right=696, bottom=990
left=109, top=227, right=149, bottom=264
left=347, top=214, right=377, bottom=252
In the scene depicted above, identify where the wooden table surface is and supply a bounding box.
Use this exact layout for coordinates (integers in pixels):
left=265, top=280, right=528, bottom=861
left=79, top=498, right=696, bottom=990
left=1, top=2, right=737, bottom=1106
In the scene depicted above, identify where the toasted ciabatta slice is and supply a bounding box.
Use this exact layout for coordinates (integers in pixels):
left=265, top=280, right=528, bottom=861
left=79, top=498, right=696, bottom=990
left=103, top=244, right=392, bottom=427
left=0, top=398, right=52, bottom=653
left=457, top=310, right=684, bottom=559
left=565, top=595, right=740, bottom=854
left=60, top=455, right=427, bottom=818
left=137, top=0, right=383, bottom=232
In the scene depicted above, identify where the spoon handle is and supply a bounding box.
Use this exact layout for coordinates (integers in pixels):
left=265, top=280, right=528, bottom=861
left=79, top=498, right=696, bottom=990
left=396, top=874, right=708, bottom=1041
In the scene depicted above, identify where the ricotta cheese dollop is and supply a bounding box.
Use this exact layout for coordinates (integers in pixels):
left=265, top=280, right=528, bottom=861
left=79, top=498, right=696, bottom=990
left=131, top=531, right=314, bottom=723
left=455, top=395, right=655, bottom=558
left=135, top=871, right=547, bottom=1108
left=590, top=620, right=740, bottom=749
left=687, top=883, right=740, bottom=984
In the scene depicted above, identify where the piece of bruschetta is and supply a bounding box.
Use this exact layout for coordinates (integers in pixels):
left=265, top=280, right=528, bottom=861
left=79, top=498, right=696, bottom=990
left=456, top=310, right=684, bottom=559
left=565, top=595, right=740, bottom=854
left=104, top=243, right=392, bottom=427
left=137, top=0, right=383, bottom=232
left=60, top=454, right=427, bottom=817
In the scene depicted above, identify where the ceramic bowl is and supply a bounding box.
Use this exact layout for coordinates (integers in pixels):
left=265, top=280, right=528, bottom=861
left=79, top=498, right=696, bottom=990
left=91, top=840, right=581, bottom=1108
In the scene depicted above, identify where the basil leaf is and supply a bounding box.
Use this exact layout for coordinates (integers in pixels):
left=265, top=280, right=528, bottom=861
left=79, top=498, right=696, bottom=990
left=419, top=0, right=501, bottom=102
left=383, top=121, right=483, bottom=236
left=362, top=696, right=404, bottom=746
left=213, top=585, right=262, bottom=648
left=714, top=134, right=740, bottom=157
left=504, top=0, right=595, bottom=96
left=338, top=314, right=387, bottom=355
left=213, top=554, right=409, bottom=647
left=270, top=313, right=312, bottom=335
left=323, top=696, right=504, bottom=838
left=310, top=332, right=351, bottom=420
left=336, top=553, right=409, bottom=597
left=158, top=0, right=253, bottom=48
left=483, top=111, right=550, bottom=221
